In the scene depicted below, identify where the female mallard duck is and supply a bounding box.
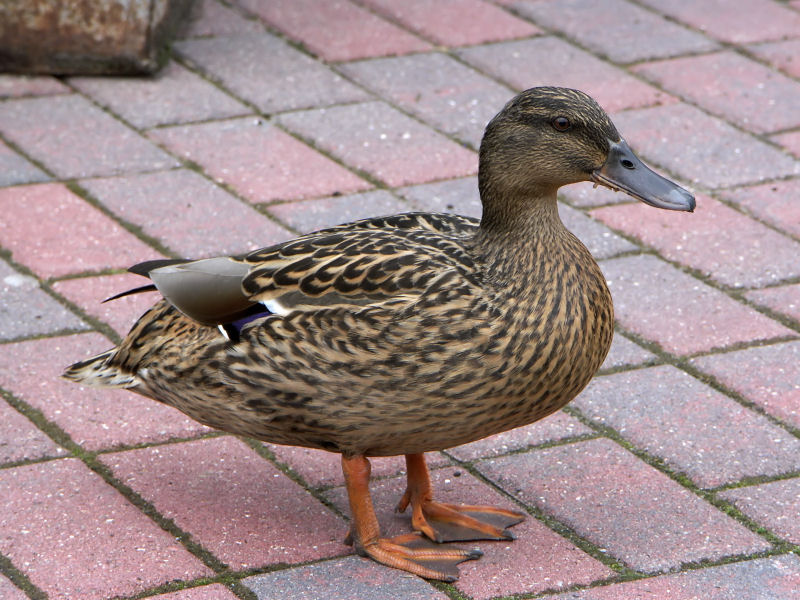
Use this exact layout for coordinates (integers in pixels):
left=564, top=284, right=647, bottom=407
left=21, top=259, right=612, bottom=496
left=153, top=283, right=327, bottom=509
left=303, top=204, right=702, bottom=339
left=65, top=87, right=693, bottom=581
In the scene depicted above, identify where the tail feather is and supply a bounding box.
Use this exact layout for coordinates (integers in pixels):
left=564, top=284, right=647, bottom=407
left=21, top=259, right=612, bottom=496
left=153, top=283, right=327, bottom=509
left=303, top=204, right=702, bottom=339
left=62, top=349, right=137, bottom=389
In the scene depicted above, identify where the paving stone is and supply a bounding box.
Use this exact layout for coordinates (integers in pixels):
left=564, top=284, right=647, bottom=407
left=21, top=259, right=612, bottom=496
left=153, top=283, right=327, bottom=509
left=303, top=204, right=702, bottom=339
left=52, top=273, right=159, bottom=337
left=748, top=39, right=800, bottom=78
left=634, top=51, right=800, bottom=135
left=148, top=584, right=240, bottom=600
left=772, top=130, right=800, bottom=158
left=447, top=411, right=593, bottom=461
left=559, top=181, right=632, bottom=209
left=0, top=74, right=70, bottom=98
left=101, top=436, right=349, bottom=569
left=0, top=459, right=211, bottom=600
left=746, top=283, right=800, bottom=324
left=637, top=0, right=800, bottom=44
left=478, top=438, right=770, bottom=573
left=558, top=203, right=637, bottom=260
left=237, top=0, right=430, bottom=61
left=244, top=555, right=449, bottom=600
left=339, top=52, right=513, bottom=148
left=0, top=95, right=177, bottom=178
left=266, top=445, right=450, bottom=490
left=719, top=478, right=800, bottom=544
left=176, top=34, right=370, bottom=114
left=692, top=341, right=800, bottom=430
left=266, top=190, right=410, bottom=234
left=599, top=332, right=657, bottom=370
left=81, top=169, right=293, bottom=256
left=0, top=574, right=27, bottom=600
left=457, top=37, right=671, bottom=113
left=546, top=554, right=800, bottom=600
left=180, top=0, right=265, bottom=38
left=69, top=62, right=250, bottom=129
left=397, top=176, right=483, bottom=218
left=592, top=194, right=800, bottom=288
left=513, top=0, right=717, bottom=63
left=612, top=103, right=800, bottom=188
left=0, top=139, right=49, bottom=187
left=150, top=118, right=370, bottom=202
left=277, top=102, right=478, bottom=186
left=601, top=255, right=794, bottom=355
left=0, top=258, right=87, bottom=340
left=0, top=333, right=211, bottom=450
left=362, top=0, right=539, bottom=47
left=574, top=366, right=800, bottom=488
left=0, top=398, right=66, bottom=465
left=719, top=178, right=800, bottom=239
left=326, top=467, right=614, bottom=599
left=0, top=183, right=159, bottom=279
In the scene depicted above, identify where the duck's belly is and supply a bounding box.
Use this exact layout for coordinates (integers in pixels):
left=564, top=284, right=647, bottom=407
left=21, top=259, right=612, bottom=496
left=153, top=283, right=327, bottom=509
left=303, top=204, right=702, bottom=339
left=136, top=305, right=613, bottom=457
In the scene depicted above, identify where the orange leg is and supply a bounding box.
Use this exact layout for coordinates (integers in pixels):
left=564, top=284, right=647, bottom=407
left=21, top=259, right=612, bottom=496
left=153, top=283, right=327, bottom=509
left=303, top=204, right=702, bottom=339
left=341, top=454, right=481, bottom=581
left=396, top=453, right=525, bottom=542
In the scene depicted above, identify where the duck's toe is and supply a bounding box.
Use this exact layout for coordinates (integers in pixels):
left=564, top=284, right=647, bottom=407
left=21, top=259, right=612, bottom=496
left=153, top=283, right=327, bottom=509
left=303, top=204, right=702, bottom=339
left=404, top=499, right=526, bottom=543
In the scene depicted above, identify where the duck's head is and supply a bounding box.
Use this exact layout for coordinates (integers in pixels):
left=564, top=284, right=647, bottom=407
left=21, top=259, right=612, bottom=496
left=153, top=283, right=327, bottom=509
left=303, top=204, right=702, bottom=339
left=478, top=87, right=695, bottom=220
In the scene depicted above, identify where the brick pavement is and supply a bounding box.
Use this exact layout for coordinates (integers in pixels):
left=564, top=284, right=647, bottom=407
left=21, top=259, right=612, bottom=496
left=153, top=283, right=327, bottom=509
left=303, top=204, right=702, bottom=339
left=0, top=1, right=797, bottom=598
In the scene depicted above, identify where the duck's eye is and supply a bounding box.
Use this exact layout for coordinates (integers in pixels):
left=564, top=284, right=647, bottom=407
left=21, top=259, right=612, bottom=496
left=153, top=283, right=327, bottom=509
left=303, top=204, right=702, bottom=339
left=552, top=116, right=571, bottom=132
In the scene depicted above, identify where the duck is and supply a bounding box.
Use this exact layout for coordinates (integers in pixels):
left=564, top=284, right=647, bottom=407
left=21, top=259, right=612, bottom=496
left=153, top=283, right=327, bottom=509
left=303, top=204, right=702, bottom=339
left=64, top=87, right=694, bottom=582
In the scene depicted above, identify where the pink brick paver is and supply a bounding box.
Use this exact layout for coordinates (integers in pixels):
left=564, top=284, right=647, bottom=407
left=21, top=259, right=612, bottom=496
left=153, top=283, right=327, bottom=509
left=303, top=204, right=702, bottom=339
left=340, top=52, right=513, bottom=149
left=0, top=334, right=211, bottom=450
left=0, top=574, right=27, bottom=600
left=180, top=0, right=264, bottom=38
left=81, top=169, right=293, bottom=256
left=397, top=177, right=483, bottom=218
left=746, top=284, right=800, bottom=324
left=69, top=62, right=249, bottom=129
left=150, top=118, right=371, bottom=203
left=599, top=333, right=657, bottom=370
left=266, top=190, right=410, bottom=234
left=101, top=436, right=349, bottom=570
left=592, top=194, right=800, bottom=288
left=176, top=34, right=370, bottom=114
left=547, top=555, right=800, bottom=600
left=720, top=479, right=800, bottom=544
left=238, top=0, right=430, bottom=61
left=149, top=585, right=240, bottom=600
left=326, top=467, right=614, bottom=599
left=720, top=178, right=800, bottom=239
left=478, top=438, right=770, bottom=573
left=613, top=103, right=800, bottom=188
left=0, top=183, right=160, bottom=279
left=513, top=0, right=717, bottom=63
left=0, top=398, right=66, bottom=464
left=0, top=74, right=70, bottom=98
left=772, top=130, right=800, bottom=158
left=692, top=341, right=800, bottom=430
left=0, top=95, right=177, bottom=178
left=244, top=556, right=449, bottom=600
left=638, top=0, right=800, bottom=44
left=600, top=255, right=794, bottom=355
left=749, top=39, right=800, bottom=79
left=362, top=0, right=540, bottom=47
left=52, top=273, right=160, bottom=337
left=574, top=366, right=800, bottom=488
left=0, top=459, right=212, bottom=600
left=457, top=37, right=671, bottom=113
left=277, top=102, right=478, bottom=186
left=634, top=51, right=800, bottom=135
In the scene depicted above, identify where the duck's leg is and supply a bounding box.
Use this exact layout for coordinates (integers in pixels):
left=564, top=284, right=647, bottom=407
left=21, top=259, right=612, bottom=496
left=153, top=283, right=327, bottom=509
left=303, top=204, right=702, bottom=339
left=396, top=453, right=525, bottom=543
left=341, top=454, right=481, bottom=581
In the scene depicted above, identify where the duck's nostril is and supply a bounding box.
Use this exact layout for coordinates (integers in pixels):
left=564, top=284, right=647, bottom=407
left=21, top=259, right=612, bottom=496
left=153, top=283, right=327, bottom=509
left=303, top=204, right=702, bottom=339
left=620, top=159, right=635, bottom=169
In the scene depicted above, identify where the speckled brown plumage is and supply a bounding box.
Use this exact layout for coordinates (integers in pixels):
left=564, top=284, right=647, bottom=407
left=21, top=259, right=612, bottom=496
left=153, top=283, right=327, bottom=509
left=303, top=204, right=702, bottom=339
left=65, top=87, right=694, bottom=581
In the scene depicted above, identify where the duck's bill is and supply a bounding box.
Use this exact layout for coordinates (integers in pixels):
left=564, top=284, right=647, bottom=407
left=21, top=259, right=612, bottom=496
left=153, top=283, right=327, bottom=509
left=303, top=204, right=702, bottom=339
left=591, top=140, right=695, bottom=212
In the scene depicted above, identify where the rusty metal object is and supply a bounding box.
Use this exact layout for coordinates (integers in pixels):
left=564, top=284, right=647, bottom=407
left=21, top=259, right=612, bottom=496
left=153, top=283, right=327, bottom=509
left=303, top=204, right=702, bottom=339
left=0, top=0, right=194, bottom=75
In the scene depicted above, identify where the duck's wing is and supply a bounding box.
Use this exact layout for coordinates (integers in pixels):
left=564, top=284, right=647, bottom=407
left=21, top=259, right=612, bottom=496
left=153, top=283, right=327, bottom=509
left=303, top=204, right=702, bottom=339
left=129, top=212, right=481, bottom=329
